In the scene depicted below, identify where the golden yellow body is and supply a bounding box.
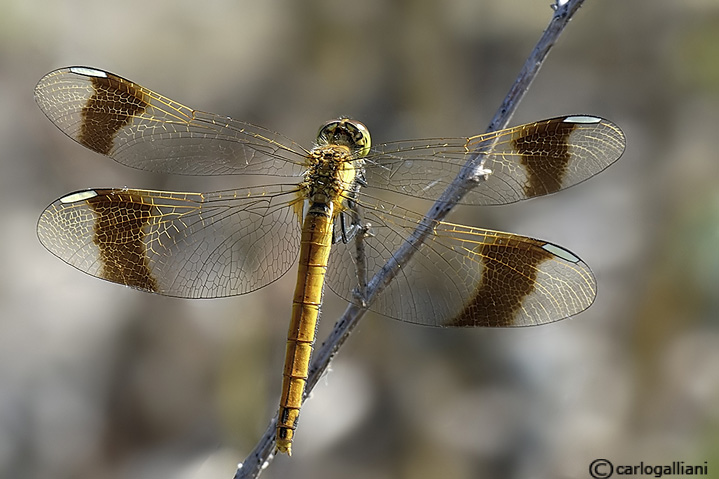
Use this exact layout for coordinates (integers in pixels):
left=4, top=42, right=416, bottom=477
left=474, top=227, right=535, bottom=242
left=276, top=202, right=334, bottom=454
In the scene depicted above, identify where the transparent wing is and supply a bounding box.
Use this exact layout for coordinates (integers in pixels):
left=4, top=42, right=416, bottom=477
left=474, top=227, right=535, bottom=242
left=34, top=67, right=309, bottom=177
left=37, top=184, right=302, bottom=298
left=35, top=67, right=618, bottom=324
left=365, top=115, right=625, bottom=205
left=327, top=197, right=596, bottom=327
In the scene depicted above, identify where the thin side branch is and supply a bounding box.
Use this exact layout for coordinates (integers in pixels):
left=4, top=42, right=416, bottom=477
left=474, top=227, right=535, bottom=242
left=234, top=1, right=586, bottom=477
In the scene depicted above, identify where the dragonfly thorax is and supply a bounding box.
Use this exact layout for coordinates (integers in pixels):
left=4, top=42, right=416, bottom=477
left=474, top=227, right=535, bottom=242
left=302, top=145, right=362, bottom=209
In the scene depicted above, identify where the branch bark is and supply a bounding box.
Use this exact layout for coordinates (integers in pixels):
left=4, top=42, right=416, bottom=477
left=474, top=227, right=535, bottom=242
left=234, top=1, right=587, bottom=477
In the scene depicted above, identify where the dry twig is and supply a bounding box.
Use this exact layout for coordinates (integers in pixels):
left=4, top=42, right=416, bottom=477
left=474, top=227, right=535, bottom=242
left=234, top=1, right=587, bottom=477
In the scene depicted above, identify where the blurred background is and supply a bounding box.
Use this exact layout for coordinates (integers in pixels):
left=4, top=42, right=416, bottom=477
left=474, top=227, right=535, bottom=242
left=1, top=0, right=718, bottom=478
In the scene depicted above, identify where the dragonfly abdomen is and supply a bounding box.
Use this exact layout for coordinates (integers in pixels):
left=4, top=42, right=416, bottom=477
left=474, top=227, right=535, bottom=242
left=277, top=202, right=334, bottom=455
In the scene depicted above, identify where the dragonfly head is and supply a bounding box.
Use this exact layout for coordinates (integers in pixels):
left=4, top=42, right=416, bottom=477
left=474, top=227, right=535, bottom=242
left=317, top=118, right=371, bottom=158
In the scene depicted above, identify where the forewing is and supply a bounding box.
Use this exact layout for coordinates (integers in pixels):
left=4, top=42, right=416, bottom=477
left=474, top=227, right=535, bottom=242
left=37, top=185, right=302, bottom=298
left=365, top=115, right=625, bottom=205
left=34, top=67, right=308, bottom=177
left=327, top=200, right=595, bottom=327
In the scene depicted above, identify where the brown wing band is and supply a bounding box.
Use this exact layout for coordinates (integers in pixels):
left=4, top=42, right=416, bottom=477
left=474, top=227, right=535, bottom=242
left=514, top=119, right=577, bottom=198
left=79, top=75, right=149, bottom=155
left=449, top=238, right=553, bottom=327
left=87, top=190, right=158, bottom=292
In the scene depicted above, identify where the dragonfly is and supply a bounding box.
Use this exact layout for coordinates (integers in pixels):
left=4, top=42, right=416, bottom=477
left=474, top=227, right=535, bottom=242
left=34, top=66, right=625, bottom=455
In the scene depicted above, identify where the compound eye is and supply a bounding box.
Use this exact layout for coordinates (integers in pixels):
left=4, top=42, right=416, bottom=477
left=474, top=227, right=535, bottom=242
left=347, top=120, right=371, bottom=158
left=317, top=120, right=340, bottom=144
left=317, top=118, right=372, bottom=158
